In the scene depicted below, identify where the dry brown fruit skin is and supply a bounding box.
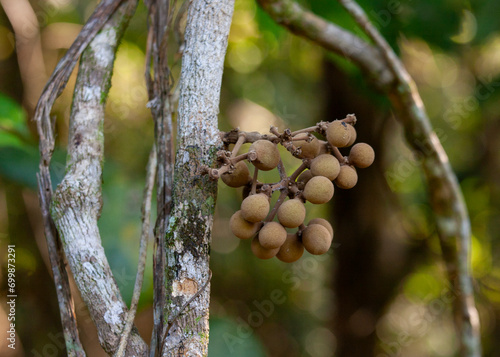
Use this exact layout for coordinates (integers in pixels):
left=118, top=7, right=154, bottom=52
left=277, top=198, right=306, bottom=228
left=349, top=143, right=375, bottom=168
left=346, top=124, right=357, bottom=147
left=277, top=233, right=304, bottom=263
left=335, top=165, right=358, bottom=189
left=251, top=237, right=280, bottom=259
left=308, top=218, right=334, bottom=241
left=248, top=140, right=280, bottom=171
left=301, top=224, right=331, bottom=255
left=230, top=210, right=260, bottom=239
left=310, top=154, right=341, bottom=181
left=295, top=137, right=320, bottom=159
left=241, top=193, right=270, bottom=223
left=221, top=161, right=251, bottom=188
left=303, top=176, right=334, bottom=204
left=258, top=221, right=287, bottom=249
left=326, top=120, right=351, bottom=148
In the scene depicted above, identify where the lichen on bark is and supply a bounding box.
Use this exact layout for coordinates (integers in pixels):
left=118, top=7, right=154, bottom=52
left=161, top=0, right=235, bottom=355
left=50, top=1, right=147, bottom=355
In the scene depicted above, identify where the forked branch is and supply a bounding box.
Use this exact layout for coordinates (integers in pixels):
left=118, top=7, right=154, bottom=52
left=34, top=0, right=134, bottom=355
left=49, top=0, right=148, bottom=354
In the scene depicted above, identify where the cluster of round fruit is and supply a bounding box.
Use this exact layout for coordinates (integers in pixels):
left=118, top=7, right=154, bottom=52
left=206, top=115, right=374, bottom=263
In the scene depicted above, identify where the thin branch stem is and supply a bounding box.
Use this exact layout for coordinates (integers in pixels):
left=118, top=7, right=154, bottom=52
left=290, top=134, right=311, bottom=141
left=251, top=167, right=259, bottom=195
left=115, top=146, right=157, bottom=357
left=208, top=153, right=250, bottom=180
left=332, top=147, right=346, bottom=164
left=337, top=0, right=408, bottom=84
left=290, top=125, right=319, bottom=136
left=289, top=162, right=308, bottom=182
left=277, top=159, right=287, bottom=181
left=256, top=0, right=394, bottom=89
left=232, top=152, right=250, bottom=163
left=144, top=0, right=177, bottom=353
left=231, top=134, right=246, bottom=158
left=222, top=129, right=278, bottom=145
left=266, top=190, right=288, bottom=222
left=36, top=174, right=86, bottom=357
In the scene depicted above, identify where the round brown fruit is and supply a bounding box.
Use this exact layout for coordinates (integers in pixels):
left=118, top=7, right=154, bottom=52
left=277, top=198, right=306, bottom=228
left=229, top=210, right=260, bottom=239
left=308, top=218, right=333, bottom=241
left=295, top=137, right=320, bottom=159
left=326, top=120, right=351, bottom=148
left=277, top=233, right=304, bottom=263
left=258, top=222, right=287, bottom=249
left=248, top=140, right=280, bottom=171
left=310, top=154, right=340, bottom=180
left=349, top=143, right=375, bottom=168
left=251, top=237, right=280, bottom=259
left=301, top=224, right=331, bottom=255
left=241, top=193, right=270, bottom=223
left=346, top=124, right=357, bottom=147
left=303, top=176, right=334, bottom=204
left=221, top=161, right=251, bottom=188
left=335, top=165, right=358, bottom=189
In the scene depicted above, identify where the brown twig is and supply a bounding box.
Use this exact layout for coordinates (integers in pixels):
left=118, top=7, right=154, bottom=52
left=144, top=0, right=178, bottom=354
left=208, top=152, right=251, bottom=180
left=251, top=167, right=259, bottom=195
left=277, top=159, right=287, bottom=181
left=222, top=129, right=279, bottom=145
left=115, top=146, right=157, bottom=357
left=231, top=134, right=246, bottom=158
left=289, top=162, right=308, bottom=182
left=266, top=190, right=288, bottom=222
left=36, top=174, right=85, bottom=357
left=341, top=113, right=357, bottom=125
left=290, top=134, right=312, bottom=141
left=332, top=147, right=346, bottom=164
left=290, top=125, right=319, bottom=137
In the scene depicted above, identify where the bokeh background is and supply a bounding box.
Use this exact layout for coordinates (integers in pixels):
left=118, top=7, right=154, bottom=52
left=1, top=0, right=500, bottom=356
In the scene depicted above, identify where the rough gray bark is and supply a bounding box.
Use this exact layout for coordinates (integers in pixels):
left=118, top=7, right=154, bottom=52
left=35, top=1, right=134, bottom=355
left=50, top=1, right=148, bottom=355
left=143, top=0, right=176, bottom=354
left=161, top=0, right=235, bottom=355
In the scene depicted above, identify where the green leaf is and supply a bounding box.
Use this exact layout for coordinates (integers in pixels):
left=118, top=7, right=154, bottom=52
left=0, top=93, right=30, bottom=148
left=0, top=146, right=67, bottom=189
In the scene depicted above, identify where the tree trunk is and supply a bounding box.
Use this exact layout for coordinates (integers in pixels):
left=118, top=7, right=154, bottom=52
left=51, top=1, right=147, bottom=355
left=161, top=0, right=234, bottom=355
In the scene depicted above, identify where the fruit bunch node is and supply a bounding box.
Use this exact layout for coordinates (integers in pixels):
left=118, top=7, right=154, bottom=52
left=202, top=114, right=374, bottom=263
